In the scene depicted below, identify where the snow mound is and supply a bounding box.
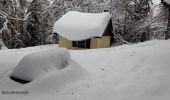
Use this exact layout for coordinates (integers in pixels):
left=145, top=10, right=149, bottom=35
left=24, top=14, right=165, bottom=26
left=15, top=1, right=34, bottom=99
left=163, top=0, right=170, bottom=5
left=10, top=48, right=71, bottom=83
left=53, top=11, right=111, bottom=41
left=25, top=59, right=86, bottom=93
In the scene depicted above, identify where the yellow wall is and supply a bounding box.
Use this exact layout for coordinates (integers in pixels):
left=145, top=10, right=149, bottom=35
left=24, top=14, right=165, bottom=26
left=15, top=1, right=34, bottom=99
left=59, top=36, right=110, bottom=49
left=59, top=36, right=72, bottom=49
left=90, top=36, right=110, bottom=49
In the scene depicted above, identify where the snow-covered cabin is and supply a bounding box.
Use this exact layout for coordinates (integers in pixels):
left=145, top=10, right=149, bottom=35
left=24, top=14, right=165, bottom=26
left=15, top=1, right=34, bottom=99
left=53, top=11, right=114, bottom=49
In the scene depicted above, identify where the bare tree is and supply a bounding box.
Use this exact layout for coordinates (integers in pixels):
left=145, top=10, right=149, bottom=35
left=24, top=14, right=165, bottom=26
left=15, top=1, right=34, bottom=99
left=0, top=0, right=50, bottom=49
left=26, top=0, right=50, bottom=46
left=0, top=0, right=30, bottom=49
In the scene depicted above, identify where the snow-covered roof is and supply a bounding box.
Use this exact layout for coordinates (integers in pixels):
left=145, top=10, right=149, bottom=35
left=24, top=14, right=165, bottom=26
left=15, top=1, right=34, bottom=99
left=162, top=0, right=170, bottom=5
left=53, top=11, right=111, bottom=41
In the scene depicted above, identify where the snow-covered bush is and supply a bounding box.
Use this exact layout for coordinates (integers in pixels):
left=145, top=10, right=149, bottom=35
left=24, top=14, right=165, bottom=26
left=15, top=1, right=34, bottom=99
left=10, top=48, right=71, bottom=83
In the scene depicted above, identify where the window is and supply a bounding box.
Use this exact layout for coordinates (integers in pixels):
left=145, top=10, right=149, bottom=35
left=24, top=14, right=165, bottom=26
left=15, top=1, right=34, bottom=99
left=72, top=39, right=90, bottom=48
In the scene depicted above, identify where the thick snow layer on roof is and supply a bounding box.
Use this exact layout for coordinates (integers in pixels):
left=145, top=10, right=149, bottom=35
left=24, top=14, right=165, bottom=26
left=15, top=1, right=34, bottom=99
left=53, top=11, right=111, bottom=41
left=163, top=0, right=170, bottom=4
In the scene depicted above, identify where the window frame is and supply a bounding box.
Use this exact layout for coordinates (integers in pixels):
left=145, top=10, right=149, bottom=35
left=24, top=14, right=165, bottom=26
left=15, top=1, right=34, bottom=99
left=72, top=39, right=90, bottom=48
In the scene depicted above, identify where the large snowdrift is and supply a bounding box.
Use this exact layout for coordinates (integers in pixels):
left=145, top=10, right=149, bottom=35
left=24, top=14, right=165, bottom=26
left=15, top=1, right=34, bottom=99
left=0, top=40, right=170, bottom=100
left=10, top=48, right=71, bottom=83
left=24, top=59, right=86, bottom=93
left=53, top=11, right=111, bottom=40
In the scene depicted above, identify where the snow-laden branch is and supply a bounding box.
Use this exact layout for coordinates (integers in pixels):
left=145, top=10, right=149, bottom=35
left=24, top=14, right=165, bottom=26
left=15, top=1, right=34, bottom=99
left=136, top=8, right=168, bottom=34
left=0, top=10, right=31, bottom=21
left=114, top=33, right=132, bottom=44
left=0, top=16, right=8, bottom=50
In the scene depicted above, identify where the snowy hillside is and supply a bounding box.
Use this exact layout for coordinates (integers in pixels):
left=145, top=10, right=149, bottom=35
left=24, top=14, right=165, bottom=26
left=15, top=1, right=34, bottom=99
left=0, top=40, right=170, bottom=100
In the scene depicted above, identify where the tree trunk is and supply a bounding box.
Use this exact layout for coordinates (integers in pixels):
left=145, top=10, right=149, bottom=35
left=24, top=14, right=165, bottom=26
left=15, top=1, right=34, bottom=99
left=161, top=0, right=170, bottom=39
left=0, top=38, right=7, bottom=50
left=166, top=8, right=170, bottom=39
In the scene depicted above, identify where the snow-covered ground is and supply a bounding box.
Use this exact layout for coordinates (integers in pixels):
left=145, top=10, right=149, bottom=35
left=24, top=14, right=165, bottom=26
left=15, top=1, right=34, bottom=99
left=0, top=40, right=170, bottom=100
